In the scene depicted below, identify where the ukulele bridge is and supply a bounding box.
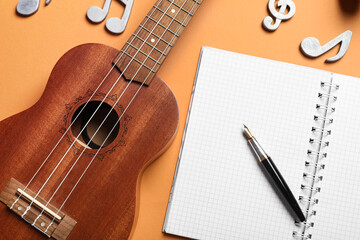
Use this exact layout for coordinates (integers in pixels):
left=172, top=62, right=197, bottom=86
left=0, top=178, right=77, bottom=240
left=16, top=188, right=62, bottom=222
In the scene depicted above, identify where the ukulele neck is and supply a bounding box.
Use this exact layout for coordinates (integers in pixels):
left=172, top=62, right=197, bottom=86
left=113, top=0, right=202, bottom=85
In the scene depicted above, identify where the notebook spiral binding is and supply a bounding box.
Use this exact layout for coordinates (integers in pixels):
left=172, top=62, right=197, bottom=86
left=292, top=79, right=339, bottom=240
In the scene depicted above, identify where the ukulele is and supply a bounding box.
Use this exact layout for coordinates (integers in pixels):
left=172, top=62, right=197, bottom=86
left=0, top=0, right=202, bottom=239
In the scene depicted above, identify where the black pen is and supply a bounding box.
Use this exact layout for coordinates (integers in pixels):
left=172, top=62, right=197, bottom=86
left=243, top=125, right=306, bottom=222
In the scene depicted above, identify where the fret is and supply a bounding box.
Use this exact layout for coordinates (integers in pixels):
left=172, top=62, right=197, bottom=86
left=145, top=15, right=181, bottom=39
left=139, top=24, right=175, bottom=46
left=138, top=19, right=177, bottom=48
left=126, top=41, right=162, bottom=66
left=113, top=0, right=202, bottom=85
left=126, top=33, right=167, bottom=64
left=122, top=44, right=159, bottom=71
left=151, top=7, right=187, bottom=37
left=167, top=1, right=193, bottom=16
left=153, top=5, right=187, bottom=28
left=140, top=22, right=179, bottom=38
left=158, top=0, right=193, bottom=26
left=141, top=20, right=175, bottom=47
left=120, top=50, right=157, bottom=73
left=125, top=39, right=164, bottom=67
left=166, top=0, right=200, bottom=16
left=132, top=33, right=168, bottom=57
left=127, top=39, right=166, bottom=68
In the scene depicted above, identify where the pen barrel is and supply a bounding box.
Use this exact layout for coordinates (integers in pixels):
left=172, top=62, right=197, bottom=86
left=248, top=138, right=268, bottom=161
left=261, top=157, right=306, bottom=222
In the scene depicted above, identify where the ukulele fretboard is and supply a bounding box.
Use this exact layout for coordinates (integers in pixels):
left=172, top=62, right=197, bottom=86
left=113, top=0, right=202, bottom=85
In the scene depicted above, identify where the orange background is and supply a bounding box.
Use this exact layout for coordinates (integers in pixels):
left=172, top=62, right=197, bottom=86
left=1, top=0, right=360, bottom=239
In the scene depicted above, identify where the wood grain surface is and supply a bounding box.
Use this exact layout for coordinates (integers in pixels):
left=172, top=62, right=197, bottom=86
left=0, top=43, right=179, bottom=239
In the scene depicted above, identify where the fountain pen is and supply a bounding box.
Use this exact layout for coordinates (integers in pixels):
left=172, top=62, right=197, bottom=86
left=243, top=125, right=306, bottom=222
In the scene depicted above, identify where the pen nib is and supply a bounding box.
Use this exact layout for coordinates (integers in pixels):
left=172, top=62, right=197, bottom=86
left=243, top=124, right=254, bottom=140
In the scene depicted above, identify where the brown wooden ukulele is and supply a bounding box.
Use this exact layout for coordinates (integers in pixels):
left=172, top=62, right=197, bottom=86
left=0, top=0, right=202, bottom=239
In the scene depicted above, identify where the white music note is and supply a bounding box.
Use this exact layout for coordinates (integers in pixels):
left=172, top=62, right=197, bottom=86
left=301, top=30, right=353, bottom=63
left=263, top=0, right=296, bottom=31
left=87, top=0, right=112, bottom=23
left=16, top=0, right=52, bottom=16
left=87, top=0, right=134, bottom=34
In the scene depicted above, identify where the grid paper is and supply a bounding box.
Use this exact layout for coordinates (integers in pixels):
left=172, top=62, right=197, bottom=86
left=163, top=47, right=331, bottom=239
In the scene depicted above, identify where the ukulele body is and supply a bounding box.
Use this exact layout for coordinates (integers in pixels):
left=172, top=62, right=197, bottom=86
left=0, top=43, right=179, bottom=239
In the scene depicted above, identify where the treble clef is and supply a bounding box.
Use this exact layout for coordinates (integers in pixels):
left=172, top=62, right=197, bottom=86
left=263, top=0, right=296, bottom=31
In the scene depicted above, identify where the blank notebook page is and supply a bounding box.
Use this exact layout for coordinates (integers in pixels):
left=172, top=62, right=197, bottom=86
left=163, top=47, right=331, bottom=239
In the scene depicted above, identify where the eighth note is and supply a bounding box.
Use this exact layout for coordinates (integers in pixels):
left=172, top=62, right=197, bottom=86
left=87, top=0, right=134, bottom=35
left=301, top=30, right=353, bottom=63
left=16, top=0, right=52, bottom=16
left=87, top=0, right=112, bottom=23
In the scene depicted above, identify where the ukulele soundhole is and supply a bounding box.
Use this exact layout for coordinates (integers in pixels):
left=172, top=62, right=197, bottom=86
left=70, top=101, right=120, bottom=149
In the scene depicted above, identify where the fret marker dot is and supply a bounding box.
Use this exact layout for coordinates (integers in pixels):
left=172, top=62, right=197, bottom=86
left=41, top=222, right=46, bottom=227
left=151, top=38, right=155, bottom=43
left=17, top=206, right=22, bottom=211
left=171, top=9, right=176, bottom=13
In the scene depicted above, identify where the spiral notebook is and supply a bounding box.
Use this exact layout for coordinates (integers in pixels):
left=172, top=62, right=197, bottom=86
left=162, top=47, right=360, bottom=239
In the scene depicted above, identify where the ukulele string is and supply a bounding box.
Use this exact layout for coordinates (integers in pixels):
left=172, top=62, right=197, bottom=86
left=21, top=0, right=189, bottom=221
left=10, top=0, right=164, bottom=211
left=43, top=1, right=198, bottom=232
left=21, top=0, right=175, bottom=219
